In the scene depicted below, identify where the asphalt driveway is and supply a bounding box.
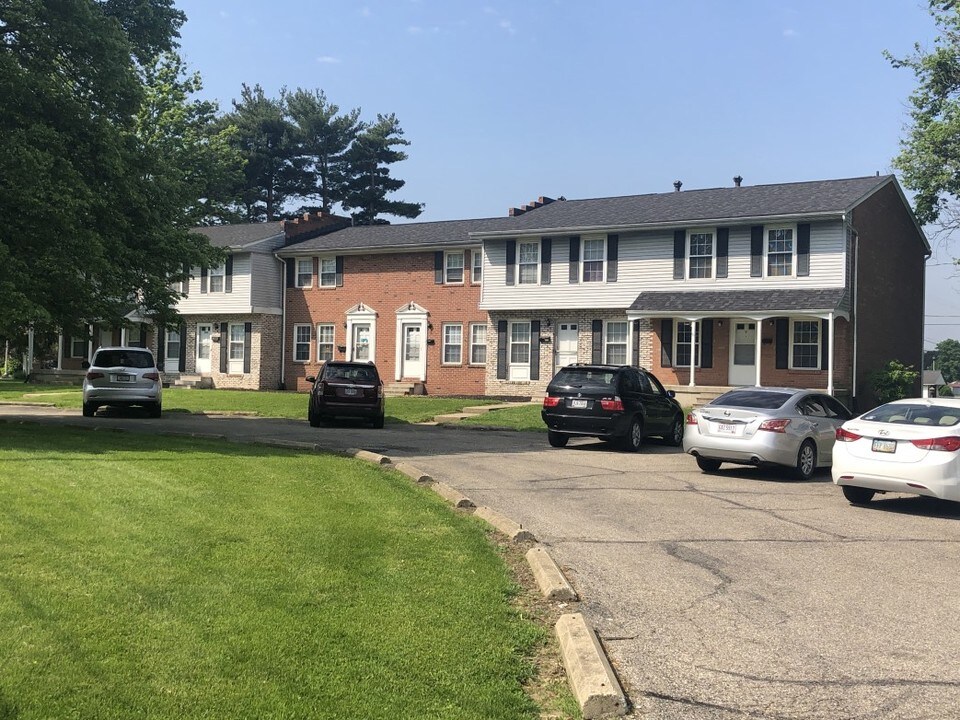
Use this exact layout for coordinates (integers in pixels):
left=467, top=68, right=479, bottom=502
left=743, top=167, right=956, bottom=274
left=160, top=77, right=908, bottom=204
left=3, top=405, right=959, bottom=719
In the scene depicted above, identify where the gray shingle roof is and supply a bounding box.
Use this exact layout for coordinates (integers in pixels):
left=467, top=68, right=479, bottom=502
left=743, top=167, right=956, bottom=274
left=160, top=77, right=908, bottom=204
left=629, top=288, right=847, bottom=314
left=192, top=223, right=284, bottom=250
left=477, top=175, right=894, bottom=234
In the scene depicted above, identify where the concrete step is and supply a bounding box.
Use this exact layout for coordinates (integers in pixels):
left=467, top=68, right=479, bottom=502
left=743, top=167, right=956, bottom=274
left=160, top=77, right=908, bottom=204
left=385, top=382, right=416, bottom=397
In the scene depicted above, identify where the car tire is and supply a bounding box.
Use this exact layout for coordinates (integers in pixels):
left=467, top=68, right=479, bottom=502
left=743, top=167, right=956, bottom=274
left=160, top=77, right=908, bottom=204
left=842, top=485, right=876, bottom=505
left=794, top=440, right=816, bottom=481
left=548, top=431, right=568, bottom=448
left=666, top=415, right=684, bottom=446
left=372, top=413, right=385, bottom=429
left=308, top=407, right=322, bottom=428
left=148, top=402, right=162, bottom=418
left=696, top=456, right=722, bottom=473
left=82, top=402, right=97, bottom=418
left=621, top=417, right=643, bottom=452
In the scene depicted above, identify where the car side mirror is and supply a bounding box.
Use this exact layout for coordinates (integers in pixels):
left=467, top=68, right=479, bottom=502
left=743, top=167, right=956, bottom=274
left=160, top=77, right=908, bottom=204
left=81, top=361, right=90, bottom=370
left=305, top=376, right=315, bottom=383
left=667, top=389, right=676, bottom=398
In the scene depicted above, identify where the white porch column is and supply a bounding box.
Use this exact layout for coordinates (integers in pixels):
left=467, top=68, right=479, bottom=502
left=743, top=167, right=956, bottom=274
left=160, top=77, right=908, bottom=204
left=754, top=319, right=764, bottom=387
left=87, top=324, right=93, bottom=362
left=26, top=324, right=34, bottom=376
left=121, top=327, right=127, bottom=346
left=56, top=334, right=63, bottom=370
left=689, top=319, right=698, bottom=387
left=827, top=312, right=835, bottom=396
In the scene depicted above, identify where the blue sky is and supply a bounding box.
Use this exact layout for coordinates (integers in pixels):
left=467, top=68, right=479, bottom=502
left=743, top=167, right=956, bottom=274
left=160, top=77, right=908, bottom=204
left=173, top=1, right=959, bottom=347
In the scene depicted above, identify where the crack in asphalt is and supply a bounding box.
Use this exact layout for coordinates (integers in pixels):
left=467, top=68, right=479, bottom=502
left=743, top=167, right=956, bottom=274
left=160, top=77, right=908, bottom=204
left=549, top=537, right=960, bottom=545
left=641, top=689, right=796, bottom=719
left=702, top=668, right=960, bottom=689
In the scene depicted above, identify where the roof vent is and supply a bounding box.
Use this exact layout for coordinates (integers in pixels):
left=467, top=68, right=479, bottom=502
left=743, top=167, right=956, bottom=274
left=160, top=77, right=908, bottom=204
left=734, top=175, right=743, bottom=187
left=673, top=180, right=682, bottom=192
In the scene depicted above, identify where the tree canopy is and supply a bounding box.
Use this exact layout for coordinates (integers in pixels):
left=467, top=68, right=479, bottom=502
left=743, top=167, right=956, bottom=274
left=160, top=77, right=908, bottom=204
left=933, top=338, right=960, bottom=381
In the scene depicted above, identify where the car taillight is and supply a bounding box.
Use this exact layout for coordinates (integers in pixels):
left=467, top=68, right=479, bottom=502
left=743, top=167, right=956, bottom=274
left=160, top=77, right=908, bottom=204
left=543, top=396, right=560, bottom=408
left=911, top=436, right=960, bottom=452
left=143, top=372, right=160, bottom=381
left=686, top=413, right=698, bottom=425
left=835, top=427, right=862, bottom=442
left=377, top=385, right=384, bottom=399
left=600, top=397, right=624, bottom=411
left=758, top=418, right=791, bottom=433
left=86, top=371, right=104, bottom=380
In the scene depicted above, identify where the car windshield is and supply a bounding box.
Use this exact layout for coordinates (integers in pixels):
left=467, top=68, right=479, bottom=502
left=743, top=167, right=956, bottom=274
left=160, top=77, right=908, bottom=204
left=93, top=350, right=154, bottom=369
left=711, top=389, right=793, bottom=410
left=861, top=403, right=960, bottom=426
left=323, top=365, right=378, bottom=383
left=552, top=369, right=617, bottom=391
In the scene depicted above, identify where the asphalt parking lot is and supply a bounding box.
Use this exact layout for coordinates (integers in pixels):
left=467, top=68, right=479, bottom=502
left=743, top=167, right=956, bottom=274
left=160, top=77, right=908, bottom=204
left=3, top=405, right=960, bottom=719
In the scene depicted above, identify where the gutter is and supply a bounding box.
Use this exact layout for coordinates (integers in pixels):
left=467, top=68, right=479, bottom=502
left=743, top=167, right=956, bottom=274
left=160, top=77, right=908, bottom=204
left=276, top=253, right=286, bottom=390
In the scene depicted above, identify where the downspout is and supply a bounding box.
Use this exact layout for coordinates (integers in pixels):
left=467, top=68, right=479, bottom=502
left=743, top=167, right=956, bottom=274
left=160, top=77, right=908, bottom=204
left=276, top=253, right=286, bottom=390
left=849, top=217, right=858, bottom=409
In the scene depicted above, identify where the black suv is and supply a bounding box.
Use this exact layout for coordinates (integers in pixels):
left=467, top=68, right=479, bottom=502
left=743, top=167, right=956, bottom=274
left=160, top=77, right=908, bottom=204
left=541, top=364, right=684, bottom=451
left=306, top=361, right=385, bottom=428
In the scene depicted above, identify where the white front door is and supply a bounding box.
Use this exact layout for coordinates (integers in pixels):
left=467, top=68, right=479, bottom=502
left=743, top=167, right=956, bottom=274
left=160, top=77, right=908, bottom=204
left=352, top=323, right=372, bottom=362
left=729, top=321, right=757, bottom=386
left=400, top=323, right=424, bottom=378
left=556, top=323, right=579, bottom=369
left=196, top=324, right=212, bottom=374
left=164, top=329, right=181, bottom=374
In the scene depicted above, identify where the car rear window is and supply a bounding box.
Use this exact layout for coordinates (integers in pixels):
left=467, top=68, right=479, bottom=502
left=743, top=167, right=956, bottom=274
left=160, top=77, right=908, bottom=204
left=93, top=350, right=154, bottom=368
left=551, top=369, right=617, bottom=391
left=711, top=389, right=793, bottom=409
left=861, top=403, right=960, bottom=426
left=322, top=365, right=379, bottom=383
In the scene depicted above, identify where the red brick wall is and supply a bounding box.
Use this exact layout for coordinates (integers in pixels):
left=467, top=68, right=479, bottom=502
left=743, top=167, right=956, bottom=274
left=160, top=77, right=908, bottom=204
left=284, top=251, right=487, bottom=395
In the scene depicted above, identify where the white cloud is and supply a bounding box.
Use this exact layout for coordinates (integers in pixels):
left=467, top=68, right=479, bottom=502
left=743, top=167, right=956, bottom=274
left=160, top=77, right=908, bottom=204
left=316, top=56, right=341, bottom=64
left=361, top=7, right=372, bottom=17
left=783, top=28, right=798, bottom=37
left=500, top=19, right=516, bottom=34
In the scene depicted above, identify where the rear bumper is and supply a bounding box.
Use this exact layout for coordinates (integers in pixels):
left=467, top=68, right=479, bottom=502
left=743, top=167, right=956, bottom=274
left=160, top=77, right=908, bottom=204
left=833, top=459, right=960, bottom=502
left=312, top=399, right=384, bottom=419
left=683, top=430, right=801, bottom=468
left=541, top=410, right=630, bottom=438
left=83, top=386, right=161, bottom=405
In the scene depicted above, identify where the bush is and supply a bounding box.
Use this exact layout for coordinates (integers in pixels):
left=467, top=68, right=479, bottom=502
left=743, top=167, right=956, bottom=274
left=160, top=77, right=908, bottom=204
left=868, top=360, right=920, bottom=404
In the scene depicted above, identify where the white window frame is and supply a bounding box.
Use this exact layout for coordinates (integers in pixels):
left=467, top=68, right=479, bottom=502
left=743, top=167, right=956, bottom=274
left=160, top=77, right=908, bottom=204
left=674, top=320, right=701, bottom=368
left=165, top=328, right=181, bottom=363
left=509, top=321, right=531, bottom=380
left=444, top=251, right=465, bottom=285
left=789, top=319, right=821, bottom=370
left=296, top=258, right=313, bottom=288
left=765, top=225, right=797, bottom=278
left=470, top=323, right=487, bottom=365
left=228, top=323, right=245, bottom=373
left=471, top=248, right=482, bottom=284
left=518, top=241, right=540, bottom=285
left=604, top=320, right=629, bottom=365
left=582, top=237, right=606, bottom=283
left=442, top=323, right=463, bottom=365
left=70, top=336, right=87, bottom=358
left=687, top=229, right=715, bottom=280
left=293, top=324, right=311, bottom=363
left=316, top=323, right=335, bottom=362
left=319, top=257, right=337, bottom=288
left=209, top=263, right=225, bottom=293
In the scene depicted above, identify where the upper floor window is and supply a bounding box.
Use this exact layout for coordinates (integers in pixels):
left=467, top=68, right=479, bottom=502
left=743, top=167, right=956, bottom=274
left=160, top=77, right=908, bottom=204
left=471, top=248, right=482, bottom=284
left=209, top=264, right=225, bottom=293
left=319, top=257, right=337, bottom=287
left=767, top=227, right=794, bottom=277
left=445, top=251, right=464, bottom=284
left=296, top=258, right=313, bottom=288
left=583, top=238, right=605, bottom=282
left=790, top=320, right=820, bottom=369
left=675, top=321, right=701, bottom=367
left=688, top=231, right=714, bottom=279
left=518, top=242, right=539, bottom=284
left=605, top=321, right=628, bottom=364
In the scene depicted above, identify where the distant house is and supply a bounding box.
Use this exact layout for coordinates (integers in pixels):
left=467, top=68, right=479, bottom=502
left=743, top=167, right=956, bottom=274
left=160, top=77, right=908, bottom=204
left=923, top=369, right=946, bottom=398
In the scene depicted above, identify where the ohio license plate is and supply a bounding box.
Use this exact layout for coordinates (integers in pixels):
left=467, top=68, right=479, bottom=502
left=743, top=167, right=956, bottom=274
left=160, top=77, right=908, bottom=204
left=114, top=374, right=133, bottom=382
left=717, top=423, right=738, bottom=435
left=872, top=438, right=896, bottom=454
left=344, top=388, right=357, bottom=396
left=570, top=399, right=588, bottom=409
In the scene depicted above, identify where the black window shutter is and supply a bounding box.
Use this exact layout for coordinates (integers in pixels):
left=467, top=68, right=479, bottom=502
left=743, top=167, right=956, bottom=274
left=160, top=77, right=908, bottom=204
left=541, top=238, right=552, bottom=285
left=285, top=259, right=295, bottom=288
left=798, top=223, right=811, bottom=277
left=219, top=322, right=229, bottom=373
left=181, top=264, right=190, bottom=295
left=673, top=230, right=686, bottom=280
left=243, top=322, right=252, bottom=374
left=632, top=320, right=640, bottom=367
left=505, top=240, right=516, bottom=286
left=607, top=234, right=619, bottom=283
left=716, top=228, right=729, bottom=278
left=335, top=256, right=344, bottom=287
left=591, top=319, right=603, bottom=363
left=661, top=319, right=673, bottom=367
left=137, top=326, right=146, bottom=348
left=201, top=266, right=209, bottom=293
left=496, top=320, right=508, bottom=379
left=178, top=322, right=187, bottom=372
left=569, top=236, right=580, bottom=284
left=775, top=318, right=789, bottom=369
left=701, top=319, right=714, bottom=369
left=157, top=330, right=165, bottom=364
left=434, top=251, right=444, bottom=284
left=530, top=320, right=540, bottom=380
left=751, top=226, right=764, bottom=277
left=225, top=255, right=233, bottom=293
left=820, top=319, right=829, bottom=370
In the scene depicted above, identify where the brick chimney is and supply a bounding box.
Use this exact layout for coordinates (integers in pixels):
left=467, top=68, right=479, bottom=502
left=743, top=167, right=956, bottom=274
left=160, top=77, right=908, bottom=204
left=283, top=211, right=351, bottom=245
left=508, top=196, right=555, bottom=217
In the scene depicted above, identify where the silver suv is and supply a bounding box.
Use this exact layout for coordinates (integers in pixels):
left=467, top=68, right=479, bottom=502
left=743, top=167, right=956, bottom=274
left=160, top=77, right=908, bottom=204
left=82, top=347, right=163, bottom=418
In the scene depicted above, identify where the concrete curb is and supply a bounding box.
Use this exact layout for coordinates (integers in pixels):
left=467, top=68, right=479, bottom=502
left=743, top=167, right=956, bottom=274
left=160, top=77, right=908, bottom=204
left=556, top=613, right=627, bottom=718
left=431, top=481, right=475, bottom=508
left=393, top=462, right=433, bottom=483
left=474, top=505, right=536, bottom=543
left=343, top=448, right=391, bottom=464
left=258, top=439, right=320, bottom=452
left=526, top=546, right=578, bottom=601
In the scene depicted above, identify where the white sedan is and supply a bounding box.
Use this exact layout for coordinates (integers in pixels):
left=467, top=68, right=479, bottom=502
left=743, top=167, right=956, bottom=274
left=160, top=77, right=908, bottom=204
left=832, top=397, right=960, bottom=504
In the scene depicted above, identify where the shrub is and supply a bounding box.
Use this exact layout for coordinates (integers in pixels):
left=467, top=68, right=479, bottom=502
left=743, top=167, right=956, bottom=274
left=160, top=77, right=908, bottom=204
left=868, top=360, right=919, bottom=404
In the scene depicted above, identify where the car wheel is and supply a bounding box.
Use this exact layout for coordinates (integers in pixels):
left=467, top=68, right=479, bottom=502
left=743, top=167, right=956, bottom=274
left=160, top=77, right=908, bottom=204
left=372, top=413, right=385, bottom=429
left=548, top=431, right=568, bottom=448
left=82, top=402, right=97, bottom=418
left=842, top=485, right=876, bottom=505
left=308, top=407, right=322, bottom=428
left=696, top=456, right=722, bottom=472
left=621, top=417, right=643, bottom=452
left=666, top=415, right=684, bottom=446
left=148, top=402, right=162, bottom=418
left=794, top=440, right=816, bottom=481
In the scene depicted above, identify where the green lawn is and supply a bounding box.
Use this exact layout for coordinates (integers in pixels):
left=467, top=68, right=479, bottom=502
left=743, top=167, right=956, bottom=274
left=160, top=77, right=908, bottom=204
left=0, top=425, right=558, bottom=719
left=458, top=403, right=547, bottom=432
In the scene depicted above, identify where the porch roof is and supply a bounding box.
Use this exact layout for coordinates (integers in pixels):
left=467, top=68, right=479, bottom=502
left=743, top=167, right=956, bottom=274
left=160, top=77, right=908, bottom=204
left=628, top=288, right=846, bottom=317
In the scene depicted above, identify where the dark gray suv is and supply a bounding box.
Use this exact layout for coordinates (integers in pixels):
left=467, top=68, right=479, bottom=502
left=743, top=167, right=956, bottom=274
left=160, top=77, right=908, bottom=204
left=541, top=364, right=684, bottom=451
left=306, top=361, right=385, bottom=428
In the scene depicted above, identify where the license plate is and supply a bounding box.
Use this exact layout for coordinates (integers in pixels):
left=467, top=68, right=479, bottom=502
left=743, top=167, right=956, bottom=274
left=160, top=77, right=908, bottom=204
left=717, top=422, right=738, bottom=435
left=344, top=388, right=357, bottom=396
left=115, top=374, right=134, bottom=382
left=570, top=399, right=588, bottom=409
left=872, top=438, right=896, bottom=454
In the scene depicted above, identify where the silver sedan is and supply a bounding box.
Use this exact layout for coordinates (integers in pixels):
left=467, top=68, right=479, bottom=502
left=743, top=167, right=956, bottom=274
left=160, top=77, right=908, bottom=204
left=683, top=387, right=853, bottom=480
